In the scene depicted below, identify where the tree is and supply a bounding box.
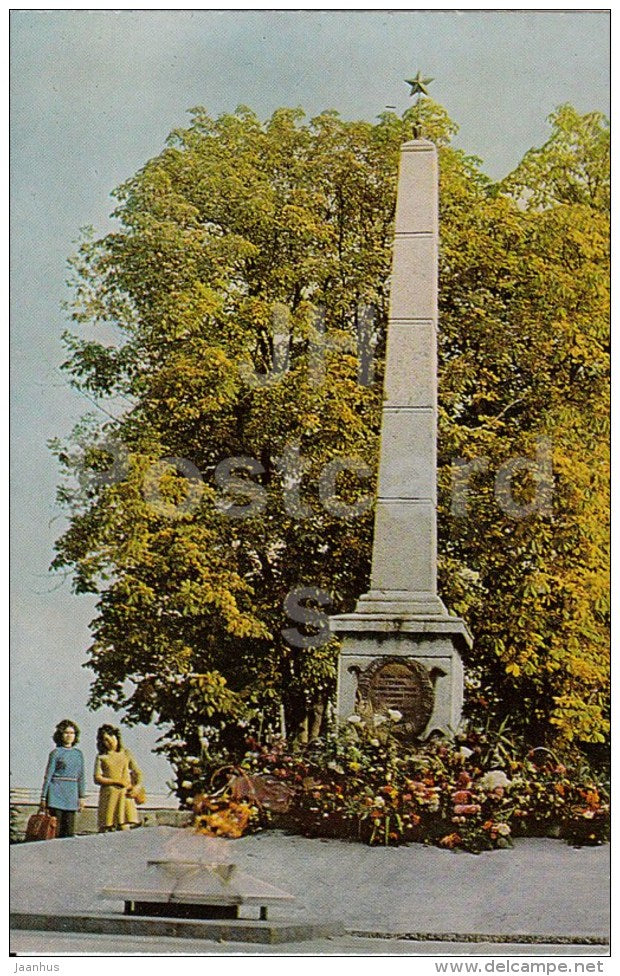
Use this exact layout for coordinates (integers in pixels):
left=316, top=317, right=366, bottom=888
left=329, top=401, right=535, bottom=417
left=500, top=104, right=610, bottom=211
left=52, top=100, right=609, bottom=794
left=437, top=120, right=609, bottom=746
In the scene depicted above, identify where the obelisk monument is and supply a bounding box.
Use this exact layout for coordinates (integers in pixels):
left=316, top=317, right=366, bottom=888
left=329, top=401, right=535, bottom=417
left=330, top=129, right=472, bottom=739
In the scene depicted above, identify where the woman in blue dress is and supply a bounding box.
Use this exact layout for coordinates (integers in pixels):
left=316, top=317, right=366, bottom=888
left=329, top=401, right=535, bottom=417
left=40, top=719, right=86, bottom=837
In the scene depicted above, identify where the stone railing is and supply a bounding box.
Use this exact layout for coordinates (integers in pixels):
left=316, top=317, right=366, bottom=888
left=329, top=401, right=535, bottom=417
left=10, top=787, right=193, bottom=840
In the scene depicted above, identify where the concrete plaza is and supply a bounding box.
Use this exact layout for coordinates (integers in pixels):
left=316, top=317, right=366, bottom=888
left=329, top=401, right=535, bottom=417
left=10, top=825, right=610, bottom=955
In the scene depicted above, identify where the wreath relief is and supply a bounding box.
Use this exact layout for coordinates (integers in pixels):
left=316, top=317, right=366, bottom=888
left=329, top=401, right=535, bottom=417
left=351, top=657, right=436, bottom=737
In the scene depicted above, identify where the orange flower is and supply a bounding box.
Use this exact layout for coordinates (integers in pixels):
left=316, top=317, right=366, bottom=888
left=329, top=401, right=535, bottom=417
left=582, top=790, right=600, bottom=808
left=439, top=832, right=462, bottom=848
left=192, top=793, right=211, bottom=815
left=194, top=801, right=252, bottom=838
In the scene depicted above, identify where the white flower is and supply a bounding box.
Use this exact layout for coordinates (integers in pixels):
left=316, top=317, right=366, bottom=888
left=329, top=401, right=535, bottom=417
left=181, top=780, right=193, bottom=789
left=458, top=746, right=474, bottom=759
left=387, top=709, right=402, bottom=723
left=496, top=823, right=511, bottom=837
left=479, top=770, right=511, bottom=791
left=370, top=738, right=380, bottom=747
left=374, top=796, right=385, bottom=807
left=373, top=714, right=387, bottom=727
left=459, top=567, right=481, bottom=584
left=347, top=714, right=362, bottom=724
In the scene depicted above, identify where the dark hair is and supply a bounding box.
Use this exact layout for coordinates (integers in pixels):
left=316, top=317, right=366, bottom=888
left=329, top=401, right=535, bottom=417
left=53, top=719, right=80, bottom=746
left=96, top=724, right=122, bottom=754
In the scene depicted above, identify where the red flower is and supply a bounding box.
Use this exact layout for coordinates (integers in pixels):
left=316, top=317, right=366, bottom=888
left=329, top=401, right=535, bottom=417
left=451, top=790, right=471, bottom=804
left=453, top=803, right=481, bottom=815
left=457, top=771, right=472, bottom=788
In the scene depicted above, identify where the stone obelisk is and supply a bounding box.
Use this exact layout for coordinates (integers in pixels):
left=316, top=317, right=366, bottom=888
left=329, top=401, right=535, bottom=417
left=330, top=137, right=472, bottom=738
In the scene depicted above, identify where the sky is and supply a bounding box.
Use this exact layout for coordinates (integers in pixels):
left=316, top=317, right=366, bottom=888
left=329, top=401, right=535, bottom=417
left=9, top=7, right=610, bottom=795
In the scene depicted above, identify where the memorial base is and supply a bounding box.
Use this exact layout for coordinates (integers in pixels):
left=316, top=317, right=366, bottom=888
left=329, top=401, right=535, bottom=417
left=331, top=610, right=472, bottom=739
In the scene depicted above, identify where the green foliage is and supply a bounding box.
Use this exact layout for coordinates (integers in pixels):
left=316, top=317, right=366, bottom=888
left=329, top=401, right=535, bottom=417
left=500, top=104, right=610, bottom=211
left=10, top=803, right=24, bottom=844
left=52, top=100, right=609, bottom=778
left=437, top=107, right=609, bottom=746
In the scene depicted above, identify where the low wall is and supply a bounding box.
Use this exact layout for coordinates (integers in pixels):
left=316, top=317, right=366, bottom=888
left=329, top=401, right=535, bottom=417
left=11, top=800, right=193, bottom=841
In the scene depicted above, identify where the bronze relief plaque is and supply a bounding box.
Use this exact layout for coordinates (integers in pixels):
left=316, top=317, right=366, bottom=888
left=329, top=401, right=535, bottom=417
left=356, top=657, right=435, bottom=736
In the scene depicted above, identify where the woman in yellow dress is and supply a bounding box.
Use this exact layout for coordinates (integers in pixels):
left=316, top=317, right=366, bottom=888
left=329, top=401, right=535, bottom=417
left=94, top=725, right=143, bottom=831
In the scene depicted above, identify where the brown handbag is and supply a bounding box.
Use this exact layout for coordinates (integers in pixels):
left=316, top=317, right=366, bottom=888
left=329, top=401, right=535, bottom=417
left=25, top=811, right=58, bottom=842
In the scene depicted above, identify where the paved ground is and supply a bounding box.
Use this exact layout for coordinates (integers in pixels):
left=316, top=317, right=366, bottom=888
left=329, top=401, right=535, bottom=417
left=10, top=826, right=610, bottom=955
left=10, top=931, right=609, bottom=956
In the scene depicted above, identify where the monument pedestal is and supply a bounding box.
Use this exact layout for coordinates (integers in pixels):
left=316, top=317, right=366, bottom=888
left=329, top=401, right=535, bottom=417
left=330, top=137, right=472, bottom=737
left=331, top=609, right=471, bottom=739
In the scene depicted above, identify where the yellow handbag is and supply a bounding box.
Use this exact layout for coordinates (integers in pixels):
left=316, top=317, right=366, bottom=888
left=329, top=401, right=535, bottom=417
left=131, top=784, right=146, bottom=805
left=129, top=763, right=146, bottom=805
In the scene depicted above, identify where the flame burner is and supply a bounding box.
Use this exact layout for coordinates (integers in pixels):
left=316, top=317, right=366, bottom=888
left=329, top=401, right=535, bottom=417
left=101, top=857, right=294, bottom=922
